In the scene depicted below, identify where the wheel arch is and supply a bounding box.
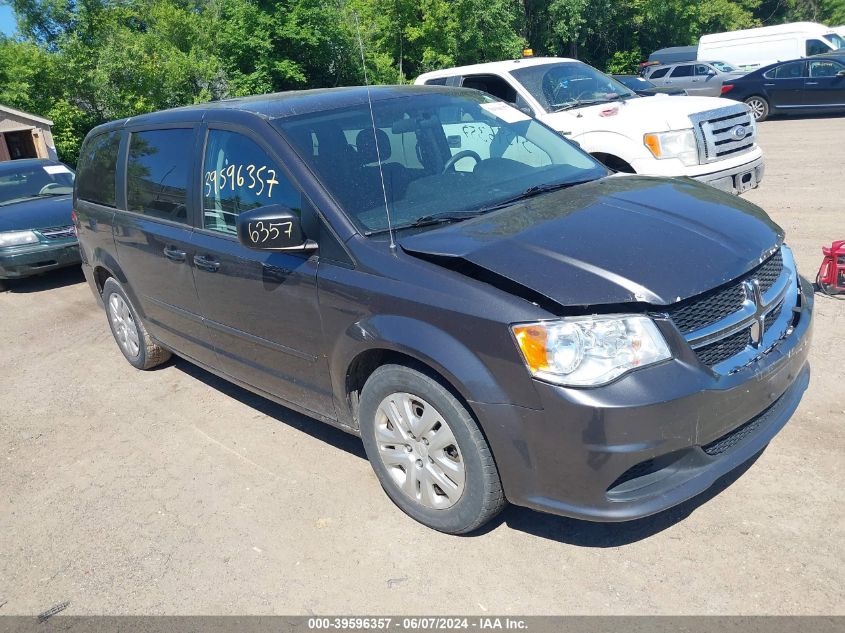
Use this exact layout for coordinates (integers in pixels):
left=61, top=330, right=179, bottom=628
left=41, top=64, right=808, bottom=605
left=333, top=315, right=535, bottom=430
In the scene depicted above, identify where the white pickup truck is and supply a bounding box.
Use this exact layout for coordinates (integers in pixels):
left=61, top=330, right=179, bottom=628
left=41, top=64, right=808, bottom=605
left=415, top=57, right=764, bottom=194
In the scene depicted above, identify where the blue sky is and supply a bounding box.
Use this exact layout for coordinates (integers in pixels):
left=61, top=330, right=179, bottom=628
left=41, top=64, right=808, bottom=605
left=1, top=5, right=16, bottom=36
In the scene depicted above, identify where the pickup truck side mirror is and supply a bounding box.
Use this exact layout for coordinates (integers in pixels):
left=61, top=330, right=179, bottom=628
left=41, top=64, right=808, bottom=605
left=236, top=204, right=317, bottom=252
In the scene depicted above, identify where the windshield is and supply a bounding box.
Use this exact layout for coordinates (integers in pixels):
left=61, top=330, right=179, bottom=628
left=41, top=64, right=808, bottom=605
left=509, top=62, right=637, bottom=112
left=276, top=91, right=606, bottom=234
left=0, top=163, right=75, bottom=206
left=824, top=33, right=845, bottom=49
left=711, top=61, right=737, bottom=73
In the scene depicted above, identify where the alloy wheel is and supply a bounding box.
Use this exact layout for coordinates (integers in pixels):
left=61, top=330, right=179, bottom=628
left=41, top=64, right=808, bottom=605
left=746, top=97, right=766, bottom=121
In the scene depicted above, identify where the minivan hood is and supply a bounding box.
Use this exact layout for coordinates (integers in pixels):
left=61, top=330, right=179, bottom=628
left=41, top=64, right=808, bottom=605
left=400, top=177, right=783, bottom=308
left=0, top=195, right=73, bottom=232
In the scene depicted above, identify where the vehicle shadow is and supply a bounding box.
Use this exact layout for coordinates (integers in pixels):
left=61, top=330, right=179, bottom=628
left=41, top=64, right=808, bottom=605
left=3, top=266, right=86, bottom=294
left=481, top=450, right=763, bottom=546
left=172, top=357, right=367, bottom=460
left=172, top=355, right=763, bottom=546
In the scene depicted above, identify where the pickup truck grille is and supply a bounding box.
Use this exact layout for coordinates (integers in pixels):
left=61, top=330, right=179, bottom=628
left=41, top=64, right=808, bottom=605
left=689, top=105, right=756, bottom=164
left=38, top=225, right=76, bottom=240
left=664, top=247, right=797, bottom=372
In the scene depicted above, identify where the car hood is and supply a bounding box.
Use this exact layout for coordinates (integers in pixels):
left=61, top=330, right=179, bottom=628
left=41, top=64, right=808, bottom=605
left=543, top=95, right=741, bottom=131
left=400, top=176, right=783, bottom=309
left=0, top=195, right=74, bottom=232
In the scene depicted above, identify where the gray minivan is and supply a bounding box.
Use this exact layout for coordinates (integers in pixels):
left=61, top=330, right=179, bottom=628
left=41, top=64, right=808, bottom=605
left=74, top=86, right=812, bottom=533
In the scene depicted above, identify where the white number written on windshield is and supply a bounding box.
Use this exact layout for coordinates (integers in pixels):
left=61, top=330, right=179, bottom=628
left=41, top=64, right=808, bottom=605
left=204, top=163, right=279, bottom=198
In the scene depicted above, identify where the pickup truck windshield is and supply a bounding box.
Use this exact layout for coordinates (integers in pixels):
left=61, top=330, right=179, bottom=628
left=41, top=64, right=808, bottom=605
left=509, top=62, right=637, bottom=113
left=276, top=91, right=606, bottom=234
left=0, top=165, right=75, bottom=207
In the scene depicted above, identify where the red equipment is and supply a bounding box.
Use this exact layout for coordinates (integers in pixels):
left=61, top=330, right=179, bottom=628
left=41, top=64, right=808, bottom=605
left=817, top=240, right=845, bottom=296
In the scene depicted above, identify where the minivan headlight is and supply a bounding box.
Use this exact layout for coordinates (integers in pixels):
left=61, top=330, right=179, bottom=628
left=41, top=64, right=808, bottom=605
left=0, top=230, right=39, bottom=247
left=643, top=129, right=699, bottom=166
left=511, top=316, right=671, bottom=387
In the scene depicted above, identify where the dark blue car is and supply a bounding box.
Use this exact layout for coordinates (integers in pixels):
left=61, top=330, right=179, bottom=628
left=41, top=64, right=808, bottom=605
left=0, top=158, right=80, bottom=287
left=721, top=56, right=845, bottom=121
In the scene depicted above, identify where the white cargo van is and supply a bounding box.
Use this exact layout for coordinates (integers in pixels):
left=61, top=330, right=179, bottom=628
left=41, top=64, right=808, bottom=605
left=415, top=57, right=764, bottom=195
left=698, top=22, right=845, bottom=71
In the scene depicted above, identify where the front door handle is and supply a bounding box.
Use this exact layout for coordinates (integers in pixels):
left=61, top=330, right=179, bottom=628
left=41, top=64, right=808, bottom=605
left=163, top=246, right=186, bottom=262
left=805, top=81, right=819, bottom=85
left=193, top=254, right=220, bottom=272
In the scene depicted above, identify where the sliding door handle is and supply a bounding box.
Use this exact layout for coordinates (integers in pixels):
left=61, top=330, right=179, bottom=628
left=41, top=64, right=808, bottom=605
left=163, top=246, right=186, bottom=262
left=193, top=255, right=220, bottom=272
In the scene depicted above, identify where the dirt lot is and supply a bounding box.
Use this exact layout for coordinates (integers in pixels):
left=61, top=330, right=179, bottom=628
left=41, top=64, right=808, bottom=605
left=1, top=116, right=843, bottom=616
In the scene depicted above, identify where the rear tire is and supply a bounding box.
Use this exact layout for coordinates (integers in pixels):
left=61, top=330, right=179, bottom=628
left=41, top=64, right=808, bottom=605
left=745, top=96, right=769, bottom=122
left=102, top=277, right=171, bottom=370
left=359, top=364, right=506, bottom=534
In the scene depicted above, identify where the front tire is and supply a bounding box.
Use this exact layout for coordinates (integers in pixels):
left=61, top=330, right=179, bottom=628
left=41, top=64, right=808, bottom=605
left=745, top=96, right=769, bottom=122
left=102, top=277, right=171, bottom=370
left=359, top=364, right=506, bottom=534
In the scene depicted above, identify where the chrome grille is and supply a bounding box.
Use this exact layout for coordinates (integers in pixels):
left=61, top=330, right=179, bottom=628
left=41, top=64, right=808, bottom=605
left=690, top=105, right=756, bottom=164
left=665, top=246, right=798, bottom=372
left=38, top=225, right=76, bottom=240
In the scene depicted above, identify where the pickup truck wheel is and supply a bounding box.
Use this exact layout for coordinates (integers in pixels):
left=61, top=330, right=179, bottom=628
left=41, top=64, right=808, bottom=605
left=359, top=364, right=506, bottom=534
left=102, top=277, right=171, bottom=370
left=745, top=96, right=769, bottom=122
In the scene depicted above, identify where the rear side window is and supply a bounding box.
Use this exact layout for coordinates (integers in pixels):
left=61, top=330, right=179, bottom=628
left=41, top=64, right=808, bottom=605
left=649, top=67, right=669, bottom=79
left=202, top=130, right=300, bottom=235
left=772, top=61, right=806, bottom=79
left=126, top=129, right=193, bottom=223
left=670, top=65, right=693, bottom=78
left=76, top=131, right=120, bottom=207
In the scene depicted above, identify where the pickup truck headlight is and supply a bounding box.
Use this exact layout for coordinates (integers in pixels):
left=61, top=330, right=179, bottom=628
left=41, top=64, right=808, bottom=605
left=0, top=230, right=39, bottom=247
left=511, top=316, right=671, bottom=387
left=643, top=129, right=699, bottom=166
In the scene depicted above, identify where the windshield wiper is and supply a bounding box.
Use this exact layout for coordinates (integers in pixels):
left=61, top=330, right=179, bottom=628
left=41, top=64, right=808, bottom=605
left=365, top=180, right=595, bottom=236
left=551, top=94, right=630, bottom=112
left=473, top=179, right=596, bottom=214
left=408, top=211, right=487, bottom=228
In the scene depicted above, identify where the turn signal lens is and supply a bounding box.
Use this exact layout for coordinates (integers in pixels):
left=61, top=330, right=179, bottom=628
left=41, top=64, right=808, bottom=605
left=643, top=133, right=662, bottom=157
left=512, top=325, right=550, bottom=373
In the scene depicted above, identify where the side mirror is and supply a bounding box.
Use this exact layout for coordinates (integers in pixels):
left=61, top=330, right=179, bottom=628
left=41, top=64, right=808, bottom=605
left=837, top=70, right=845, bottom=77
left=707, top=69, right=717, bottom=76
left=236, top=204, right=316, bottom=252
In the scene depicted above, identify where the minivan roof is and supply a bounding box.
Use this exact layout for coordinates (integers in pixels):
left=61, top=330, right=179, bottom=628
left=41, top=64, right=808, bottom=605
left=85, top=85, right=474, bottom=135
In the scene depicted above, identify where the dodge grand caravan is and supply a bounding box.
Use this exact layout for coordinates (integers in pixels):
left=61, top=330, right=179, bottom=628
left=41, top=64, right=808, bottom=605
left=75, top=86, right=812, bottom=534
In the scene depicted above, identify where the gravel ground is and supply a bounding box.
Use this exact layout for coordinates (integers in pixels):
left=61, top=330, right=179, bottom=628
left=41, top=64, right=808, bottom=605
left=1, top=115, right=843, bottom=616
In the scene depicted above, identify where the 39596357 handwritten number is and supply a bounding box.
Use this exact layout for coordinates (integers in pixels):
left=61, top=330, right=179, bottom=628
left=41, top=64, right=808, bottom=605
left=204, top=163, right=278, bottom=199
